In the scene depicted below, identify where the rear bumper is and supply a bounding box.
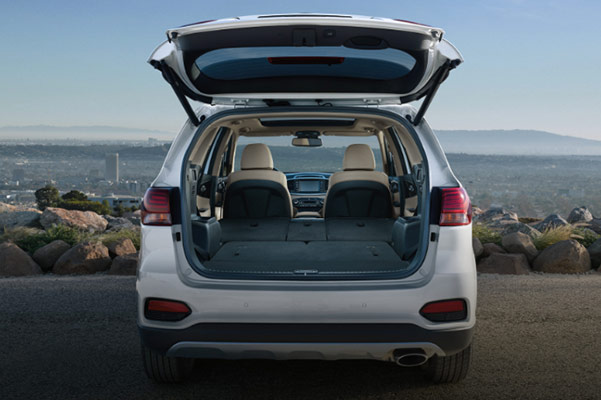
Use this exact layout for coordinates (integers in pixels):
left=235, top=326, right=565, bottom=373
left=139, top=323, right=474, bottom=361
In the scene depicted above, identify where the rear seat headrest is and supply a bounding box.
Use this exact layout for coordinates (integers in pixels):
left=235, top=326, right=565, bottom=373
left=241, top=143, right=274, bottom=170
left=343, top=144, right=376, bottom=171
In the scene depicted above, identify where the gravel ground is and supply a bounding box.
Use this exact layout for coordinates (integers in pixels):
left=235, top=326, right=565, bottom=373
left=1, top=273, right=600, bottom=399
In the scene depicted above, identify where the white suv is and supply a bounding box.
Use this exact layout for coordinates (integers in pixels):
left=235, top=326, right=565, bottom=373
left=138, top=14, right=476, bottom=384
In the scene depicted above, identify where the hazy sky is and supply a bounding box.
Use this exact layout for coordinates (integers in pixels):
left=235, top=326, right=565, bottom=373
left=1, top=0, right=600, bottom=139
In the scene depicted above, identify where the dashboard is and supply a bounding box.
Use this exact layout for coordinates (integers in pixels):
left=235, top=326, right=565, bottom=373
left=285, top=172, right=332, bottom=212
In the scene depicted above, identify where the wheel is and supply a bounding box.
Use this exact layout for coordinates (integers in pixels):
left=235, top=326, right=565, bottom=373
left=423, top=344, right=472, bottom=383
left=141, top=344, right=194, bottom=383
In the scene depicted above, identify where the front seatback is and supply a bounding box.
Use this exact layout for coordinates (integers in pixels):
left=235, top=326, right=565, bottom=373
left=324, top=144, right=392, bottom=218
left=224, top=143, right=293, bottom=218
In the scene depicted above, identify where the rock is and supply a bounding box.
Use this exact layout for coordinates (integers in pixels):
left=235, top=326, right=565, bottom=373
left=107, top=238, right=136, bottom=258
left=588, top=238, right=601, bottom=269
left=32, top=240, right=71, bottom=271
left=123, top=210, right=141, bottom=226
left=108, top=253, right=138, bottom=275
left=588, top=219, right=601, bottom=235
left=567, top=206, right=593, bottom=224
left=0, top=242, right=43, bottom=276
left=533, top=240, right=591, bottom=274
left=40, top=207, right=108, bottom=232
left=53, top=241, right=112, bottom=274
left=502, top=232, right=538, bottom=263
left=500, top=222, right=541, bottom=238
left=482, top=243, right=506, bottom=258
left=533, top=214, right=570, bottom=232
left=0, top=210, right=42, bottom=228
left=472, top=237, right=483, bottom=258
left=104, top=216, right=134, bottom=231
left=477, top=253, right=530, bottom=275
left=475, top=207, right=518, bottom=224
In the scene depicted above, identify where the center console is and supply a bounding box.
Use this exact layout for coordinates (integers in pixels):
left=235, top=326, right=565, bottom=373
left=286, top=172, right=331, bottom=214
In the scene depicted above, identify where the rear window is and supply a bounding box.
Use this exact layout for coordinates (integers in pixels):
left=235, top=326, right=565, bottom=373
left=234, top=136, right=383, bottom=173
left=191, top=46, right=416, bottom=81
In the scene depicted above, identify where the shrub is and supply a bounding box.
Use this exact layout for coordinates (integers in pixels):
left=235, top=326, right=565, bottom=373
left=532, top=225, right=576, bottom=251
left=472, top=223, right=502, bottom=245
left=97, top=229, right=141, bottom=250
left=0, top=225, right=87, bottom=254
left=573, top=228, right=600, bottom=248
left=61, top=200, right=111, bottom=215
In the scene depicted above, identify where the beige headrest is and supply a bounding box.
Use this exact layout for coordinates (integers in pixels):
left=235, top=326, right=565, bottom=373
left=343, top=144, right=376, bottom=171
left=241, top=143, right=274, bottom=170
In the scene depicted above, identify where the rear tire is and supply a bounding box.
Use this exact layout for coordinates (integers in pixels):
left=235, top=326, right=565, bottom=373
left=423, top=344, right=472, bottom=383
left=141, top=344, right=194, bottom=383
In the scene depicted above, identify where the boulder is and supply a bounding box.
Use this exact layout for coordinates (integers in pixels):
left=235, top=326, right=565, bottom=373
left=32, top=240, right=71, bottom=271
left=482, top=243, right=506, bottom=258
left=533, top=239, right=591, bottom=274
left=501, top=232, right=538, bottom=263
left=588, top=219, right=601, bottom=235
left=108, top=253, right=138, bottom=275
left=0, top=242, right=43, bottom=276
left=472, top=237, right=483, bottom=258
left=107, top=238, right=137, bottom=258
left=53, top=241, right=112, bottom=274
left=0, top=210, right=42, bottom=228
left=104, top=216, right=134, bottom=231
left=588, top=238, right=601, bottom=269
left=500, top=222, right=541, bottom=238
left=533, top=214, right=570, bottom=232
left=477, top=253, right=530, bottom=275
left=567, top=206, right=593, bottom=224
left=40, top=207, right=108, bottom=232
left=475, top=207, right=518, bottom=224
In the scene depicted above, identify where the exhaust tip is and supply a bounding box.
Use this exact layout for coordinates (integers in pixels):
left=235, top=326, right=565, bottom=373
left=393, top=349, right=428, bottom=367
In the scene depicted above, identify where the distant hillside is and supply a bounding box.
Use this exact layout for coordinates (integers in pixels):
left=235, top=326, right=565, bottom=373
left=0, top=125, right=175, bottom=141
left=2, top=125, right=601, bottom=155
left=435, top=129, right=601, bottom=155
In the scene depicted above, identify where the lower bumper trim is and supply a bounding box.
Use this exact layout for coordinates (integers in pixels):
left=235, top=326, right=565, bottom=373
left=139, top=323, right=473, bottom=358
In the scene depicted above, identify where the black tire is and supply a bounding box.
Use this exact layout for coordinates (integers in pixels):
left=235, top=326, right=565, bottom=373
left=141, top=344, right=194, bottom=383
left=423, top=344, right=472, bottom=383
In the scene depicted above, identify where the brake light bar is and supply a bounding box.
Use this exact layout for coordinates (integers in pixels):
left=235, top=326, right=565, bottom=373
left=439, top=187, right=472, bottom=226
left=141, top=188, right=173, bottom=226
left=145, top=298, right=191, bottom=321
left=268, top=57, right=345, bottom=65
left=420, top=299, right=467, bottom=322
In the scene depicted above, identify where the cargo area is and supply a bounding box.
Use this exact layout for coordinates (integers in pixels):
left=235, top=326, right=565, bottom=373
left=192, top=217, right=421, bottom=277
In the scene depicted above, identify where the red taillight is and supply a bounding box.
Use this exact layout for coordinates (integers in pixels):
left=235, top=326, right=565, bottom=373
left=420, top=299, right=467, bottom=322
left=439, top=187, right=472, bottom=226
left=141, top=188, right=172, bottom=226
left=145, top=299, right=191, bottom=321
left=267, top=57, right=345, bottom=65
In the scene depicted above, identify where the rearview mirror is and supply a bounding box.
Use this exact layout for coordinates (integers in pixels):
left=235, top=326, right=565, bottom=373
left=292, top=137, right=322, bottom=147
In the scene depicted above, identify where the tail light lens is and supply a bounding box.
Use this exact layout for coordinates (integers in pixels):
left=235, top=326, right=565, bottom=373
left=145, top=299, right=191, bottom=321
left=141, top=188, right=172, bottom=226
left=439, top=187, right=472, bottom=226
left=420, top=299, right=467, bottom=322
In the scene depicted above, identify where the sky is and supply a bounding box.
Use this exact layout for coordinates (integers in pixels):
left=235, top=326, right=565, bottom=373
left=1, top=0, right=600, bottom=140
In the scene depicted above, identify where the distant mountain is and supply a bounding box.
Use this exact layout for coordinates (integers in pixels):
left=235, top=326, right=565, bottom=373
left=1, top=125, right=600, bottom=155
left=434, top=129, right=601, bottom=155
left=0, top=125, right=175, bottom=141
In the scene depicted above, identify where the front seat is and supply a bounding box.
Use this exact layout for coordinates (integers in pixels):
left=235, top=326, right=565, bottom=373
left=223, top=143, right=293, bottom=218
left=324, top=144, right=393, bottom=218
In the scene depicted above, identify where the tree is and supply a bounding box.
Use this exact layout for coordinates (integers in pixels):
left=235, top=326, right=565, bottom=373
left=61, top=190, right=87, bottom=202
left=35, top=185, right=60, bottom=210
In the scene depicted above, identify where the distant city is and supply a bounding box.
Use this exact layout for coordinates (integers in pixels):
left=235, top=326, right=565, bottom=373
left=0, top=138, right=170, bottom=207
left=1, top=135, right=601, bottom=218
